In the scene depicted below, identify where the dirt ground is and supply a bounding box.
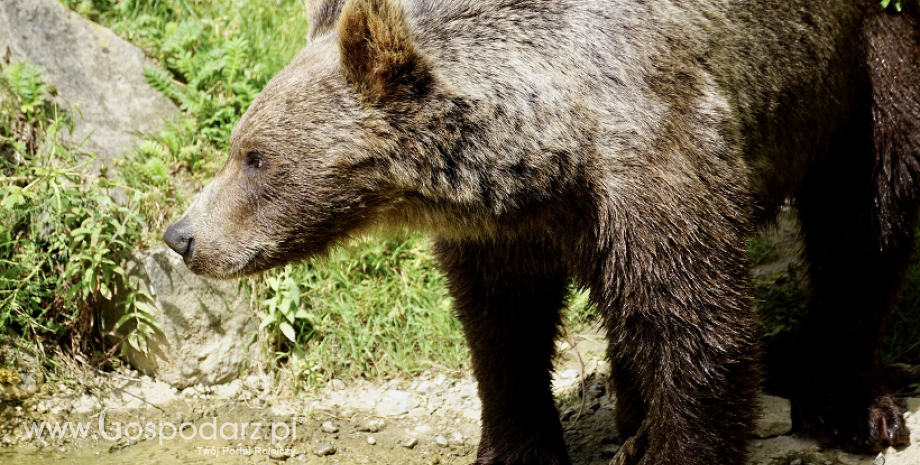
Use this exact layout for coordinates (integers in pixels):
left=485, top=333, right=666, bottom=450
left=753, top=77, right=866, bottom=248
left=0, top=331, right=918, bottom=465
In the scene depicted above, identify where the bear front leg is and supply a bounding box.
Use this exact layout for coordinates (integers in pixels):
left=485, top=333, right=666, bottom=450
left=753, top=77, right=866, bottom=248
left=435, top=239, right=571, bottom=465
left=595, top=206, right=761, bottom=465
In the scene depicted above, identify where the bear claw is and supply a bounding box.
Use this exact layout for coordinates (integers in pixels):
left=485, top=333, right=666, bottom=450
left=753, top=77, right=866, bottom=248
left=796, top=394, right=909, bottom=453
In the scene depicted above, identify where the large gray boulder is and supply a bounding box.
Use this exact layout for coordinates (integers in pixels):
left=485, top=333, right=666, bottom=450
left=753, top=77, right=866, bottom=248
left=0, top=0, right=178, bottom=164
left=102, top=249, right=258, bottom=388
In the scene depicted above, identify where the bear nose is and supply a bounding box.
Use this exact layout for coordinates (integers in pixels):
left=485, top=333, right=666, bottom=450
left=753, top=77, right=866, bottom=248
left=164, top=218, right=195, bottom=260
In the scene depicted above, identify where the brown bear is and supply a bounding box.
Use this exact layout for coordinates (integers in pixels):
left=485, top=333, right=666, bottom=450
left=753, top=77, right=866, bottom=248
left=164, top=0, right=920, bottom=464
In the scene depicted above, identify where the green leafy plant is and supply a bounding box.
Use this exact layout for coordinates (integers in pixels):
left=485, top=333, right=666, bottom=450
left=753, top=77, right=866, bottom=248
left=0, top=61, right=158, bottom=360
left=250, top=235, right=467, bottom=388
left=108, top=286, right=161, bottom=356
left=881, top=0, right=903, bottom=12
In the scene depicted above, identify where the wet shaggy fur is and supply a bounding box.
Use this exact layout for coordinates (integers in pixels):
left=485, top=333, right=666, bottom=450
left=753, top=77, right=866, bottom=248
left=164, top=1, right=920, bottom=464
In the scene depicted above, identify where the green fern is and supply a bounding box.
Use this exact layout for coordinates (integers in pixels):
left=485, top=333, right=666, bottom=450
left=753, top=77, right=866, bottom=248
left=166, top=49, right=197, bottom=84
left=223, top=37, right=249, bottom=86
left=142, top=65, right=181, bottom=101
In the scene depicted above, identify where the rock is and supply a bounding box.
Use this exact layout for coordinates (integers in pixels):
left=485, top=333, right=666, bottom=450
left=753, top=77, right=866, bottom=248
left=560, top=408, right=576, bottom=421
left=601, top=444, right=621, bottom=456
left=435, top=435, right=449, bottom=447
left=367, top=436, right=376, bottom=445
left=0, top=0, right=178, bottom=168
left=402, top=437, right=419, bottom=449
left=213, top=379, right=241, bottom=398
left=874, top=453, right=885, bottom=465
left=245, top=374, right=264, bottom=391
left=560, top=369, right=580, bottom=379
left=414, top=424, right=432, bottom=434
left=376, top=398, right=405, bottom=416
left=100, top=249, right=258, bottom=388
left=71, top=394, right=99, bottom=415
left=0, top=343, right=43, bottom=402
left=587, top=383, right=605, bottom=398
left=314, top=443, right=336, bottom=456
left=357, top=418, right=386, bottom=433
left=321, top=421, right=339, bottom=434
left=754, top=395, right=792, bottom=438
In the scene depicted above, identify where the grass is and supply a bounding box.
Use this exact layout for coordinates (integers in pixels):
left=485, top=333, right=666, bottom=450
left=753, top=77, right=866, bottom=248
left=250, top=235, right=466, bottom=387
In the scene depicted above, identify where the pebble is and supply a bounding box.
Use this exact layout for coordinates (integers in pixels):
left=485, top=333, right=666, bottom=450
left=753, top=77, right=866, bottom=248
left=560, top=369, right=580, bottom=379
left=314, top=443, right=336, bottom=456
left=415, top=424, right=433, bottom=433
left=790, top=459, right=802, bottom=465
left=874, top=453, right=885, bottom=465
left=402, top=437, right=419, bottom=449
left=600, top=444, right=620, bottom=455
left=367, top=436, right=376, bottom=445
left=560, top=408, right=576, bottom=421
left=587, top=383, right=605, bottom=398
left=435, top=435, right=449, bottom=447
left=321, top=421, right=339, bottom=433
left=357, top=418, right=386, bottom=432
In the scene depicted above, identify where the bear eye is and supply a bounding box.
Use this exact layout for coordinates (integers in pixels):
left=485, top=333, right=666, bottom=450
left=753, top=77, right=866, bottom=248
left=245, top=151, right=267, bottom=171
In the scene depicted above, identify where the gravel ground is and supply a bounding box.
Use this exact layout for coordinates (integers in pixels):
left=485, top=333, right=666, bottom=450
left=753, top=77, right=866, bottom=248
left=1, top=332, right=919, bottom=465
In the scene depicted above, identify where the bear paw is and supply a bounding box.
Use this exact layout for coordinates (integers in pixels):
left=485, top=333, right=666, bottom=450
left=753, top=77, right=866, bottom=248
left=795, top=393, right=910, bottom=453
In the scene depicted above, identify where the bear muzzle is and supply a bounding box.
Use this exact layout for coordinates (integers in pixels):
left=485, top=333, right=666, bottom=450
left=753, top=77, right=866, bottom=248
left=164, top=217, right=196, bottom=262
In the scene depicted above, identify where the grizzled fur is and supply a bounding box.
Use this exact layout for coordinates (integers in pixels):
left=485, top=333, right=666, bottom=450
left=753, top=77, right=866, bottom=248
left=165, top=1, right=920, bottom=464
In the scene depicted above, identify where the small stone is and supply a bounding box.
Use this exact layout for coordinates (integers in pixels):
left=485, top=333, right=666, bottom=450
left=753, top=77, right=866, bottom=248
left=874, top=453, right=885, bottom=465
left=402, top=437, right=419, bottom=449
left=415, top=424, right=433, bottom=434
left=754, top=395, right=792, bottom=438
left=245, top=375, right=262, bottom=390
left=601, top=444, right=620, bottom=455
left=560, top=369, right=580, bottom=379
left=329, top=379, right=346, bottom=390
left=430, top=456, right=441, bottom=464
left=357, top=418, right=386, bottom=433
left=587, top=383, right=606, bottom=398
left=321, top=422, right=339, bottom=434
left=214, top=379, right=241, bottom=398
left=314, top=443, right=336, bottom=456
left=435, top=435, right=449, bottom=447
left=560, top=408, right=576, bottom=421
left=790, top=459, right=802, bottom=465
left=367, top=436, right=376, bottom=445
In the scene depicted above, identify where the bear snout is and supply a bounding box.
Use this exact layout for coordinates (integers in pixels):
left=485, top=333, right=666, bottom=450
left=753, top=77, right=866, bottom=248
left=164, top=218, right=196, bottom=261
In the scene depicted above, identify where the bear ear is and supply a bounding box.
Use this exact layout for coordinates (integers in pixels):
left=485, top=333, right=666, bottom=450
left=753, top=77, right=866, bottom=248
left=305, top=0, right=345, bottom=39
left=337, top=0, right=432, bottom=104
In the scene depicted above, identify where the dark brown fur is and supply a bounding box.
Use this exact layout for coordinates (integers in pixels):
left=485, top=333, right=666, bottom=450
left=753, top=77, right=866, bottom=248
left=764, top=2, right=920, bottom=452
left=165, top=1, right=920, bottom=464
